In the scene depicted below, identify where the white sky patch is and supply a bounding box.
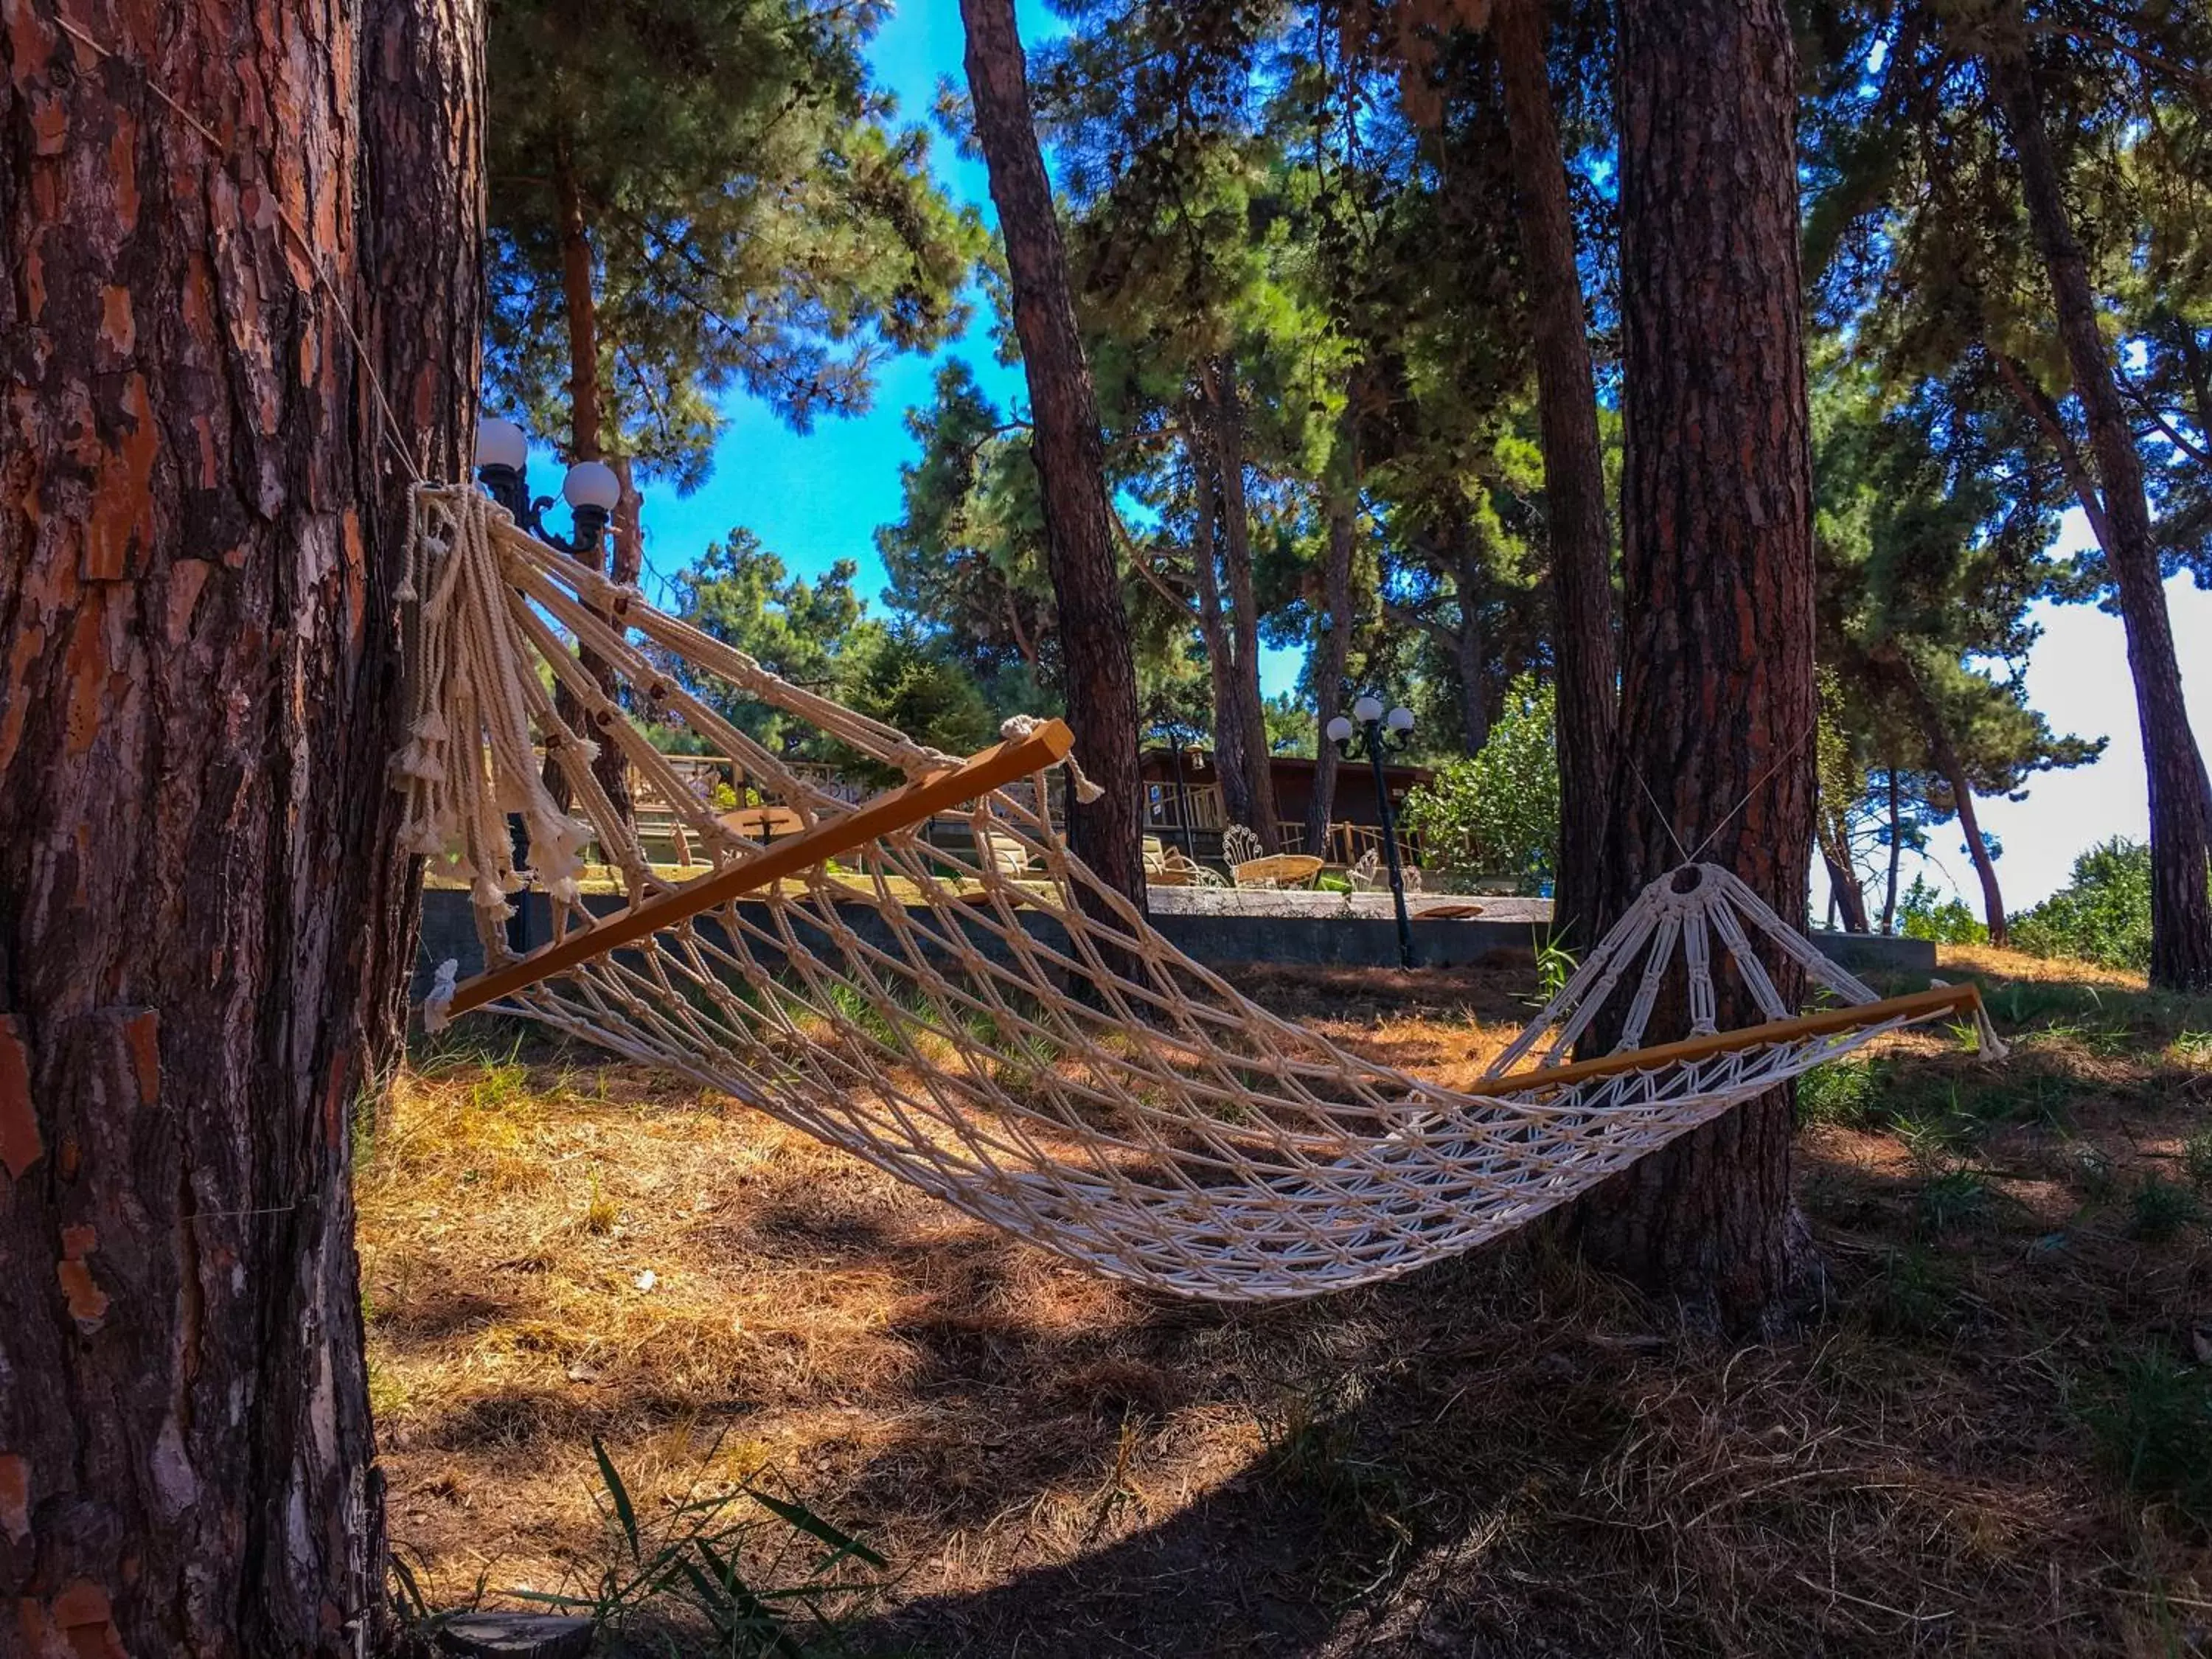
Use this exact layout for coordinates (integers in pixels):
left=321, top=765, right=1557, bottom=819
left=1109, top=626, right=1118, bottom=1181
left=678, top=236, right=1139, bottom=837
left=1824, top=507, right=2212, bottom=917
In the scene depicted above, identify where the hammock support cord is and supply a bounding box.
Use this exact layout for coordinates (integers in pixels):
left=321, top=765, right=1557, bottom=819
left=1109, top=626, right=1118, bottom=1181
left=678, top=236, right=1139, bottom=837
left=394, top=486, right=2005, bottom=1303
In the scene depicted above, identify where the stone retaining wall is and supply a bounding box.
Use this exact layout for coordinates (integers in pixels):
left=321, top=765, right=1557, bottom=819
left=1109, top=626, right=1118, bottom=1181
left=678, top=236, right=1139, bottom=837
left=414, top=886, right=1935, bottom=1001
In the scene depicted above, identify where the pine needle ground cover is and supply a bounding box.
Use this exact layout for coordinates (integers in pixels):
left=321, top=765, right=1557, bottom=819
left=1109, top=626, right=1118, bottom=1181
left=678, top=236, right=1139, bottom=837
left=361, top=948, right=2212, bottom=1656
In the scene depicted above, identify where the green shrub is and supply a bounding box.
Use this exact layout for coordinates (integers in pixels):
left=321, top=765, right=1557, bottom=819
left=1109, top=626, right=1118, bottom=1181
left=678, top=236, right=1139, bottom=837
left=1896, top=875, right=1988, bottom=945
left=2010, top=838, right=2155, bottom=975
left=1399, top=676, right=1559, bottom=890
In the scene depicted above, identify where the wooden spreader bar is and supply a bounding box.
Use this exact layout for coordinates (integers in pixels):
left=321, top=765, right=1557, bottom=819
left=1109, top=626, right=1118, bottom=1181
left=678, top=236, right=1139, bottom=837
left=1457, top=981, right=1986, bottom=1099
left=437, top=718, right=1074, bottom=1022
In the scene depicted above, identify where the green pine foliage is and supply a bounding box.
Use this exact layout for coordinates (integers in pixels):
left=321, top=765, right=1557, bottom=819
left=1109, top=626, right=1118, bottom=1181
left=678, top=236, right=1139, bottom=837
left=667, top=527, right=882, bottom=759
left=853, top=632, right=1001, bottom=764
left=484, top=0, right=977, bottom=477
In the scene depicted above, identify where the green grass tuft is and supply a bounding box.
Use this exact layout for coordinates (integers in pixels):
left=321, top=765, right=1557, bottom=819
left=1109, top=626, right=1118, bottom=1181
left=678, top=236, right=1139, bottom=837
left=2182, top=1127, right=2212, bottom=1190
left=2079, top=1344, right=2212, bottom=1536
left=1795, top=1060, right=1878, bottom=1130
left=2126, top=1177, right=2203, bottom=1244
left=1918, top=1167, right=1999, bottom=1235
left=1855, top=1245, right=1956, bottom=1340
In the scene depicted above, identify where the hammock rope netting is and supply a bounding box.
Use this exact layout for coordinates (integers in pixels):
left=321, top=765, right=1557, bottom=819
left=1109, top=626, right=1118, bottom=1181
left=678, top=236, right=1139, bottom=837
left=394, top=485, right=2004, bottom=1303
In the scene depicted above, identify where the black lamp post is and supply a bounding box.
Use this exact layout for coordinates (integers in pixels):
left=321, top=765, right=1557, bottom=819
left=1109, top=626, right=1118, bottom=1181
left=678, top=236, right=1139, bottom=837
left=473, top=417, right=625, bottom=953
left=1328, top=695, right=1418, bottom=969
left=1150, top=724, right=1199, bottom=858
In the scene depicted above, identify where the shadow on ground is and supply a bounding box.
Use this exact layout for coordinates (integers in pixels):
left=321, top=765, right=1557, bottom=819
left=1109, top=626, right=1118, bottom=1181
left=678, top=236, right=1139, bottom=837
left=366, top=955, right=2212, bottom=1657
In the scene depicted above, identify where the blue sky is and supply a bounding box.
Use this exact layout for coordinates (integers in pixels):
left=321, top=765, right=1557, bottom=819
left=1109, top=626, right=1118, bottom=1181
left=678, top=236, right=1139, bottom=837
left=627, top=1, right=1043, bottom=613
left=611, top=1, right=2208, bottom=915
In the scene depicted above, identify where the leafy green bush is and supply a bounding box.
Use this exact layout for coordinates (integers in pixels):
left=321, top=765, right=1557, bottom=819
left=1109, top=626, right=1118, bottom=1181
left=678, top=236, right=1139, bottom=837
left=1398, top=676, right=1559, bottom=889
left=1896, top=874, right=1988, bottom=945
left=2010, top=838, right=2154, bottom=975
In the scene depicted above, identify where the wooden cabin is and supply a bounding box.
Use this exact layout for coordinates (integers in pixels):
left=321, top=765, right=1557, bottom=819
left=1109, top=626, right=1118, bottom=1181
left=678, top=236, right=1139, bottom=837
left=1136, top=747, right=1432, bottom=865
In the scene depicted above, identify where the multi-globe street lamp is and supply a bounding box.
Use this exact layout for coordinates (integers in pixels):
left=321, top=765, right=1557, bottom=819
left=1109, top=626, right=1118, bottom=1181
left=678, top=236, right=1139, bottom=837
left=1326, top=695, right=1418, bottom=969
left=473, top=414, right=622, bottom=555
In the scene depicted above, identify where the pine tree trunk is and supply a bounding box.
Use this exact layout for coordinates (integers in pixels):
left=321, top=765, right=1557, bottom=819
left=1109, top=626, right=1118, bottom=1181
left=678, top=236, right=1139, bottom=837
left=594, top=452, right=644, bottom=813
left=1899, top=664, right=2009, bottom=945
left=1989, top=46, right=2212, bottom=990
left=1575, top=0, right=1820, bottom=1336
left=610, top=455, right=644, bottom=588
left=0, top=0, right=481, bottom=1649
left=1947, top=773, right=2008, bottom=947
left=1883, top=771, right=1904, bottom=933
left=1453, top=532, right=1491, bottom=758
left=1991, top=349, right=2119, bottom=558
left=540, top=139, right=630, bottom=826
left=1492, top=0, right=1615, bottom=946
left=961, top=0, right=1145, bottom=907
left=554, top=145, right=602, bottom=465
left=1305, top=489, right=1357, bottom=857
left=1821, top=849, right=1872, bottom=933
left=356, top=0, right=484, bottom=1090
left=1189, top=437, right=1254, bottom=833
left=1201, top=359, right=1281, bottom=849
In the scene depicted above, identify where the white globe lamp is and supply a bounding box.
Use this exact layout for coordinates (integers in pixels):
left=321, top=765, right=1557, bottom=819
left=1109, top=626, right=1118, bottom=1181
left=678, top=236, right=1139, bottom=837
left=474, top=416, right=527, bottom=473
left=561, top=460, right=621, bottom=512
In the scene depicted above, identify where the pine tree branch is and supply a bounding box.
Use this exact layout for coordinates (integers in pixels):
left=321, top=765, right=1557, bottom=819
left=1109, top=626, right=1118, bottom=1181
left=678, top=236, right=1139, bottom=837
left=2115, top=364, right=2212, bottom=467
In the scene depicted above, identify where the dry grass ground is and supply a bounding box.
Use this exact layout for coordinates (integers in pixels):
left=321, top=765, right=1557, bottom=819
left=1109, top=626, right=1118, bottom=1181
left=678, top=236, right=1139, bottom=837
left=361, top=946, right=2212, bottom=1657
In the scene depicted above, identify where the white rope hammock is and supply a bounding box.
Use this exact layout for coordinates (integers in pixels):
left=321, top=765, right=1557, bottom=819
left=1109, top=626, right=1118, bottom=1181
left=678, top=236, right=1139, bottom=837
left=393, top=486, right=2004, bottom=1303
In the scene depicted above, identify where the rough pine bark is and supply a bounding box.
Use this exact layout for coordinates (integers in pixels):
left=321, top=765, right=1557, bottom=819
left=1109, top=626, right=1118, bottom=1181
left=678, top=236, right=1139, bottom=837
left=1574, top=0, right=1820, bottom=1336
left=357, top=0, right=487, bottom=1086
left=1492, top=0, right=1616, bottom=946
left=1200, top=358, right=1281, bottom=849
left=1883, top=771, right=1905, bottom=933
left=540, top=136, right=632, bottom=825
left=1189, top=434, right=1256, bottom=834
left=961, top=0, right=1145, bottom=906
left=0, top=1, right=481, bottom=1654
left=1304, top=487, right=1357, bottom=858
left=1988, top=46, right=2212, bottom=990
left=1451, top=532, right=1491, bottom=757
